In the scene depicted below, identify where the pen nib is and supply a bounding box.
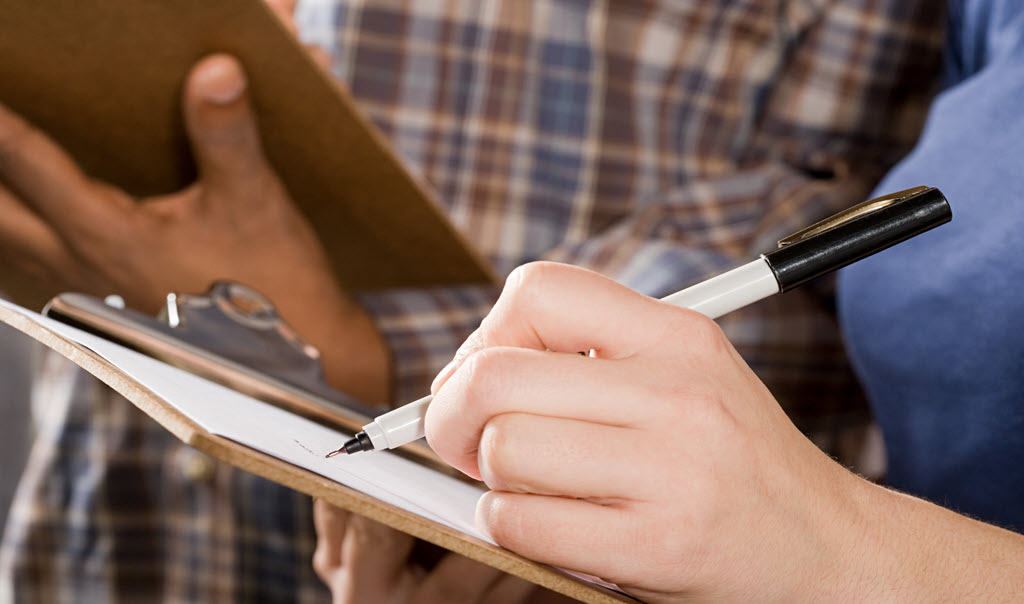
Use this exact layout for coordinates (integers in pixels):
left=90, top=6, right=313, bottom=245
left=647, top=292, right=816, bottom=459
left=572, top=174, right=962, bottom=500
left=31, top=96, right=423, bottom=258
left=324, top=433, right=374, bottom=458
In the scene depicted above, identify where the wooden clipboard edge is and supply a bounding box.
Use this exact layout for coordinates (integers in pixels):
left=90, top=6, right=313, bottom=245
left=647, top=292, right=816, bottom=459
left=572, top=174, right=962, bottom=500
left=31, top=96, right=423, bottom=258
left=0, top=304, right=634, bottom=604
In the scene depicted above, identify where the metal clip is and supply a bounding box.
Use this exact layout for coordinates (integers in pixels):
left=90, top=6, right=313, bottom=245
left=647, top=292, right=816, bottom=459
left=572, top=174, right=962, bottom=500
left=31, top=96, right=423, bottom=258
left=777, top=185, right=930, bottom=248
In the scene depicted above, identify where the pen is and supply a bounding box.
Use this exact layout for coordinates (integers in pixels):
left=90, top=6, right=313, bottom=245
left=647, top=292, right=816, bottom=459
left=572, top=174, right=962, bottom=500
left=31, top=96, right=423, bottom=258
left=326, top=185, right=952, bottom=458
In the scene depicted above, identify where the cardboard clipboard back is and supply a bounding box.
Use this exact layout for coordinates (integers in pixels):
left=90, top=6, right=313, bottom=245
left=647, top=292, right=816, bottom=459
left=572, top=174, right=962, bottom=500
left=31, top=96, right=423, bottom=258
left=0, top=303, right=633, bottom=604
left=0, top=0, right=495, bottom=309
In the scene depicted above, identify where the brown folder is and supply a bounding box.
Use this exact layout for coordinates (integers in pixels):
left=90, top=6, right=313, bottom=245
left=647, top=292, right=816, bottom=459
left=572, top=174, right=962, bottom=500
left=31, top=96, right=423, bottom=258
left=0, top=0, right=495, bottom=309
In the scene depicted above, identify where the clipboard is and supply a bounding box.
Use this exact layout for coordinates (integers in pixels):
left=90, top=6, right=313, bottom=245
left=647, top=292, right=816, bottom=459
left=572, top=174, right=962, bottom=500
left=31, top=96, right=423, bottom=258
left=0, top=0, right=496, bottom=309
left=0, top=298, right=634, bottom=604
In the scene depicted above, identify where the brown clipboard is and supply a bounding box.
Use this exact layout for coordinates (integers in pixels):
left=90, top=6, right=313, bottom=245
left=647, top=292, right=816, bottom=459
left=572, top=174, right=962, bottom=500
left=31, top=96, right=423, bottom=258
left=0, top=301, right=636, bottom=604
left=0, top=0, right=496, bottom=309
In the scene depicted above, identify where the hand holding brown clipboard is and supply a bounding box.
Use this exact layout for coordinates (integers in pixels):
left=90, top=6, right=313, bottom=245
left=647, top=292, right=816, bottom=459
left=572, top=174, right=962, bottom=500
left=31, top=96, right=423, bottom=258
left=0, top=0, right=494, bottom=310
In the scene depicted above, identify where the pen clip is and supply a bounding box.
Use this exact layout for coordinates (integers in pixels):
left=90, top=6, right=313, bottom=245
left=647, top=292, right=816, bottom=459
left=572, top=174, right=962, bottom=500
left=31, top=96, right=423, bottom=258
left=777, top=185, right=930, bottom=248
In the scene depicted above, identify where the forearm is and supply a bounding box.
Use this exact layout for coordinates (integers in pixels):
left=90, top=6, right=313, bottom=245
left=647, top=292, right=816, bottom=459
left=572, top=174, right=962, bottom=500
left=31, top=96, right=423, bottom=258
left=863, top=481, right=1024, bottom=599
left=309, top=296, right=390, bottom=407
left=834, top=471, right=1024, bottom=600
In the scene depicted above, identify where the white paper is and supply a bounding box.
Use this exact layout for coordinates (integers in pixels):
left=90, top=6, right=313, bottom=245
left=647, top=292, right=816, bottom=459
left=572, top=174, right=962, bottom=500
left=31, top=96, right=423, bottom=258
left=0, top=298, right=489, bottom=542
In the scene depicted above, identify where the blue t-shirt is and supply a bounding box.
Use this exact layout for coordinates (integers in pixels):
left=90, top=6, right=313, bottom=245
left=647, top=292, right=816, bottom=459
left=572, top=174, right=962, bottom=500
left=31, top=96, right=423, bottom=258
left=838, top=1, right=1024, bottom=530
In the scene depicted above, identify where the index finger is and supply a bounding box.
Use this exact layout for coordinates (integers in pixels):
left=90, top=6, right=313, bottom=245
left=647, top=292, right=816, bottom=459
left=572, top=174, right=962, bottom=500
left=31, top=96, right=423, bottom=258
left=426, top=348, right=651, bottom=479
left=431, top=262, right=678, bottom=394
left=340, top=515, right=415, bottom=597
left=0, top=181, right=70, bottom=271
left=311, top=499, right=349, bottom=580
left=0, top=102, right=121, bottom=228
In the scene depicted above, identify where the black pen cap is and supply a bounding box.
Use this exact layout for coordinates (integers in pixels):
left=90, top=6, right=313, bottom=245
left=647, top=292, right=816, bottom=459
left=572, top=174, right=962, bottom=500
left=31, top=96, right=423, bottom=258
left=763, top=186, right=952, bottom=292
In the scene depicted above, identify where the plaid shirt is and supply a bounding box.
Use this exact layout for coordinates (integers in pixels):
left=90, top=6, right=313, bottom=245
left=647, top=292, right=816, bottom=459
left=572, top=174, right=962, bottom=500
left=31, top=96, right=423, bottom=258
left=2, top=1, right=943, bottom=601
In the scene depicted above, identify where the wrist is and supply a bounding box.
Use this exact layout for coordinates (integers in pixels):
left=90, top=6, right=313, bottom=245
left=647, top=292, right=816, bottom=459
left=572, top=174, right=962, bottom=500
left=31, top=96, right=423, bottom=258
left=841, top=478, right=1024, bottom=601
left=778, top=455, right=885, bottom=601
left=321, top=294, right=391, bottom=406
left=834, top=478, right=956, bottom=601
left=269, top=279, right=391, bottom=407
left=788, top=458, right=951, bottom=601
left=811, top=468, right=900, bottom=600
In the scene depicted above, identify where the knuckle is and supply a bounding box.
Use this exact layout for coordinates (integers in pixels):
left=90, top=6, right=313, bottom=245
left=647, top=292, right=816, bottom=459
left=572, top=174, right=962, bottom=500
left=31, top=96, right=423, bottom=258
left=459, top=346, right=513, bottom=401
left=619, top=507, right=706, bottom=587
left=503, top=261, right=558, bottom=305
left=648, top=527, right=705, bottom=588
left=477, top=415, right=524, bottom=488
left=310, top=544, right=333, bottom=581
left=662, top=307, right=728, bottom=352
left=654, top=386, right=732, bottom=445
left=430, top=347, right=525, bottom=476
left=688, top=311, right=731, bottom=355
left=478, top=493, right=523, bottom=549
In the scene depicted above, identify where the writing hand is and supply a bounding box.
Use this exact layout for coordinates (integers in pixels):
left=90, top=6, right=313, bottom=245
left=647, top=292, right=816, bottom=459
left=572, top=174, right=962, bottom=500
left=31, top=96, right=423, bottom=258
left=425, top=262, right=872, bottom=601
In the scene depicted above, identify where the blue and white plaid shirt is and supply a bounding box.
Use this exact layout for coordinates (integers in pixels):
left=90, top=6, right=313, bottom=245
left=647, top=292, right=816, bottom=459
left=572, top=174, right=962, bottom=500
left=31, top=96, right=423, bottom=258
left=2, top=1, right=943, bottom=601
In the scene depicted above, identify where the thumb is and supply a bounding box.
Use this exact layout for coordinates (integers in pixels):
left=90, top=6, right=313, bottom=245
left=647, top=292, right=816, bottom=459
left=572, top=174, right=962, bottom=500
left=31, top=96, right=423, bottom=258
left=183, top=54, right=270, bottom=195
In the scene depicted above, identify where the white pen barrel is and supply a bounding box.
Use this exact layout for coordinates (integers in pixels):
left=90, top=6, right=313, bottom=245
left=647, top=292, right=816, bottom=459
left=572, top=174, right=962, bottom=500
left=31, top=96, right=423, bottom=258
left=362, top=394, right=434, bottom=450
left=660, top=258, right=779, bottom=319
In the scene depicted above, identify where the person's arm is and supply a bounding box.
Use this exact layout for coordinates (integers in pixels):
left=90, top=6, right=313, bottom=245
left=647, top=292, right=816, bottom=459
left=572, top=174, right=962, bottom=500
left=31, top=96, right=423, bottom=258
left=423, top=261, right=1024, bottom=602
left=0, top=0, right=392, bottom=404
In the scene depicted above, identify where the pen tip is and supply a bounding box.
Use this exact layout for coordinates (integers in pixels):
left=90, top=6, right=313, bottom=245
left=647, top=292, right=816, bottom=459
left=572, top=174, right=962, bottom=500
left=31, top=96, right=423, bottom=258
left=325, top=433, right=373, bottom=459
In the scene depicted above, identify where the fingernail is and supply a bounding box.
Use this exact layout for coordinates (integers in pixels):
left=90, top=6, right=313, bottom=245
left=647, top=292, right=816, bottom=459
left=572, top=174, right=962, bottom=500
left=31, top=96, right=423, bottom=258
left=197, top=57, right=247, bottom=105
left=430, top=359, right=460, bottom=395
